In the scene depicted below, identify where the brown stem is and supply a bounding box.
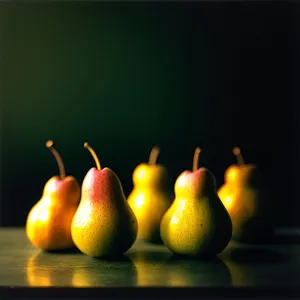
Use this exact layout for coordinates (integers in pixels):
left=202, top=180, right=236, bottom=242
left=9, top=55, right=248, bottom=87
left=46, top=140, right=66, bottom=179
left=193, top=147, right=201, bottom=171
left=84, top=142, right=101, bottom=170
left=233, top=146, right=245, bottom=165
left=148, top=146, right=160, bottom=165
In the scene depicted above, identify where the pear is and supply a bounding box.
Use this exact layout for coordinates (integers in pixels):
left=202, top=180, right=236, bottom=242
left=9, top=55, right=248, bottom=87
left=217, top=147, right=273, bottom=243
left=128, top=146, right=174, bottom=243
left=26, top=140, right=81, bottom=251
left=160, top=148, right=232, bottom=257
left=71, top=142, right=138, bottom=258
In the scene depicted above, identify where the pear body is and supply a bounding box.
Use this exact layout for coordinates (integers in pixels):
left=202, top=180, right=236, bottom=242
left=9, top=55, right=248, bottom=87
left=218, top=184, right=273, bottom=243
left=160, top=169, right=232, bottom=257
left=217, top=184, right=231, bottom=202
left=128, top=190, right=173, bottom=243
left=26, top=176, right=81, bottom=251
left=71, top=167, right=138, bottom=258
left=218, top=164, right=273, bottom=243
left=128, top=163, right=173, bottom=243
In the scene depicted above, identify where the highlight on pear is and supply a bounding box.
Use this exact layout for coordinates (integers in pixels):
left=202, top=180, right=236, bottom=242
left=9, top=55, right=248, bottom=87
left=71, top=142, right=138, bottom=258
left=26, top=140, right=81, bottom=251
left=217, top=146, right=274, bottom=243
left=160, top=147, right=232, bottom=257
left=128, top=146, right=174, bottom=243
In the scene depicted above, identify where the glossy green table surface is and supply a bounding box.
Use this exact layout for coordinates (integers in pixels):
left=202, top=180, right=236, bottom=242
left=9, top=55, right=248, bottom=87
left=0, top=228, right=299, bottom=298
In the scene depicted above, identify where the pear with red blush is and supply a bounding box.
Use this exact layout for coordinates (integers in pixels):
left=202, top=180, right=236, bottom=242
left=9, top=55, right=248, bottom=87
left=26, top=141, right=81, bottom=251
left=160, top=148, right=232, bottom=258
left=71, top=143, right=138, bottom=258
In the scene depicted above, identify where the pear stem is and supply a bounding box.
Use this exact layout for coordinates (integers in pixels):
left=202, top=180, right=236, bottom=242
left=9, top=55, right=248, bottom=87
left=46, top=140, right=66, bottom=180
left=148, top=146, right=160, bottom=165
left=233, top=146, right=245, bottom=165
left=193, top=147, right=201, bottom=171
left=84, top=142, right=101, bottom=170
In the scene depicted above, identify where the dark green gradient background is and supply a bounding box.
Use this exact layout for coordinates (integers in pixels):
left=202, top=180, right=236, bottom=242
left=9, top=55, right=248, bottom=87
left=1, top=2, right=299, bottom=226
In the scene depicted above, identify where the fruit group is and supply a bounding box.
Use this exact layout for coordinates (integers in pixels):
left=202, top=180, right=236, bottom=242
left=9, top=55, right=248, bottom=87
left=71, top=142, right=138, bottom=258
left=218, top=147, right=273, bottom=243
left=128, top=146, right=174, bottom=243
left=26, top=141, right=81, bottom=251
left=160, top=147, right=232, bottom=257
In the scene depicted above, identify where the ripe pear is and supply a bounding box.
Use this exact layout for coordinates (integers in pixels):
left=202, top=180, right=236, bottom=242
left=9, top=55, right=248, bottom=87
left=217, top=147, right=273, bottom=243
left=26, top=141, right=81, bottom=251
left=71, top=143, right=138, bottom=258
left=128, top=146, right=174, bottom=243
left=160, top=148, right=232, bottom=257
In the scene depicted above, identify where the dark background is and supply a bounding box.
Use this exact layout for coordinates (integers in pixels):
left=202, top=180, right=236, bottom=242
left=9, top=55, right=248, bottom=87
left=1, top=2, right=299, bottom=226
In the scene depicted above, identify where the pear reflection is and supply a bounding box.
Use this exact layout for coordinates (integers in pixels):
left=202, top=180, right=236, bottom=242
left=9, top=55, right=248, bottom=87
left=224, top=247, right=290, bottom=286
left=127, top=247, right=173, bottom=286
left=165, top=255, right=232, bottom=287
left=224, top=260, right=254, bottom=286
left=26, top=251, right=75, bottom=286
left=72, top=255, right=137, bottom=287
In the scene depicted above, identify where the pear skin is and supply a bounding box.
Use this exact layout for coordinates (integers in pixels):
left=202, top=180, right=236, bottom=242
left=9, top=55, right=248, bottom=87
left=71, top=143, right=138, bottom=258
left=220, top=185, right=273, bottom=243
left=218, top=147, right=273, bottom=243
left=26, top=141, right=81, bottom=251
left=128, top=147, right=174, bottom=243
left=160, top=148, right=232, bottom=257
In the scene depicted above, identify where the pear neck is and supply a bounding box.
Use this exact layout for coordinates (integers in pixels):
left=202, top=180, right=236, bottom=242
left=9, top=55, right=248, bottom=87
left=175, top=187, right=217, bottom=200
left=134, top=179, right=171, bottom=192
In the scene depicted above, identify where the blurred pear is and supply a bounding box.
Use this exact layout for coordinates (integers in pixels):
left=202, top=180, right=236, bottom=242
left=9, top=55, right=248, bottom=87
left=218, top=147, right=273, bottom=243
left=128, top=146, right=173, bottom=243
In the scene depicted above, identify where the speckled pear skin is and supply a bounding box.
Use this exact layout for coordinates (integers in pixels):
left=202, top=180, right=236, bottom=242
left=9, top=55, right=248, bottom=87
left=71, top=167, right=138, bottom=258
left=26, top=176, right=81, bottom=251
left=128, top=163, right=174, bottom=243
left=160, top=168, right=232, bottom=257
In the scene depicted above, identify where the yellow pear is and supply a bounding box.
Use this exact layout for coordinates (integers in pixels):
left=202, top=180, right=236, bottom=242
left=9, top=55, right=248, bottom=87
left=128, top=146, right=174, bottom=243
left=26, top=141, right=81, bottom=251
left=218, top=147, right=273, bottom=243
left=71, top=143, right=138, bottom=258
left=160, top=148, right=232, bottom=257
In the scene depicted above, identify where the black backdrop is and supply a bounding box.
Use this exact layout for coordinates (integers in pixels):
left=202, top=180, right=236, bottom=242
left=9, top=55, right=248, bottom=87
left=1, top=2, right=299, bottom=226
